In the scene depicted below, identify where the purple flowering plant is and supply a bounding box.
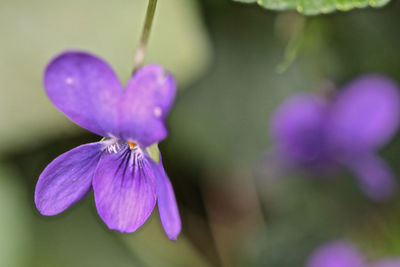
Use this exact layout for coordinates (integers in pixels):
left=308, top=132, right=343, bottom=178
left=307, top=240, right=400, bottom=267
left=270, top=75, right=400, bottom=201
left=34, top=51, right=181, bottom=240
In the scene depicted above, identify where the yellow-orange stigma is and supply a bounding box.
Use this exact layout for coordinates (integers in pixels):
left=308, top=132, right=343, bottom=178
left=128, top=141, right=135, bottom=150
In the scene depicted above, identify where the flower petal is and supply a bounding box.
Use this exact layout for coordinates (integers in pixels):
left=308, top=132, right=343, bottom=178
left=151, top=155, right=181, bottom=240
left=44, top=51, right=123, bottom=137
left=93, top=146, right=157, bottom=233
left=373, top=259, right=400, bottom=267
left=328, top=75, right=400, bottom=150
left=270, top=94, right=331, bottom=167
left=118, top=65, right=176, bottom=146
left=306, top=240, right=366, bottom=267
left=35, top=142, right=103, bottom=215
left=345, top=153, right=397, bottom=201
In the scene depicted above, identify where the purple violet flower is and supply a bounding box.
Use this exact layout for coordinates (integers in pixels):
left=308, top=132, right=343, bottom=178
left=34, top=51, right=181, bottom=240
left=270, top=75, right=400, bottom=201
left=306, top=240, right=400, bottom=267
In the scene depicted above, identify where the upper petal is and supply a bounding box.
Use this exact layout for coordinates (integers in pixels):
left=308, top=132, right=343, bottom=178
left=44, top=51, right=123, bottom=137
left=306, top=240, right=366, bottom=267
left=118, top=65, right=177, bottom=146
left=93, top=145, right=157, bottom=233
left=35, top=142, right=103, bottom=215
left=328, top=75, right=400, bottom=151
left=150, top=154, right=181, bottom=241
left=270, top=94, right=331, bottom=167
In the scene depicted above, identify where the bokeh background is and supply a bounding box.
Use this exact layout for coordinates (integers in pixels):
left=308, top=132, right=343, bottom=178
left=1, top=0, right=400, bottom=266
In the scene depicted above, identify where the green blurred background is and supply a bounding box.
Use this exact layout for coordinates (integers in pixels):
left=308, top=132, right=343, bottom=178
left=1, top=0, right=400, bottom=266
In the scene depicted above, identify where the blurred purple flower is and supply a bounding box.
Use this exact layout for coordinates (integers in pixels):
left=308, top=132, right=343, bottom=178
left=270, top=75, right=400, bottom=201
left=373, top=259, right=400, bottom=267
left=307, top=241, right=366, bottom=267
left=34, top=51, right=181, bottom=240
left=307, top=240, right=400, bottom=267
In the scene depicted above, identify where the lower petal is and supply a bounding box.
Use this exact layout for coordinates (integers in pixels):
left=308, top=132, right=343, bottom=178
left=151, top=156, right=181, bottom=241
left=93, top=147, right=157, bottom=233
left=35, top=142, right=103, bottom=215
left=346, top=153, right=397, bottom=201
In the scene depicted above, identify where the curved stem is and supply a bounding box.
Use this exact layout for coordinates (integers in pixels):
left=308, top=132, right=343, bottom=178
left=133, top=0, right=158, bottom=73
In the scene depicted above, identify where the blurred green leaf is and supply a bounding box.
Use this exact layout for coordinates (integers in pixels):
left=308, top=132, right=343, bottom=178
left=0, top=165, right=32, bottom=267
left=352, top=204, right=400, bottom=261
left=31, top=197, right=144, bottom=267
left=121, top=213, right=211, bottom=267
left=234, top=0, right=392, bottom=15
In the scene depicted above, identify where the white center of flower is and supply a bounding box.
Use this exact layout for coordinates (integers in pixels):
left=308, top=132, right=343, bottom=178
left=103, top=139, right=146, bottom=160
left=106, top=142, right=121, bottom=153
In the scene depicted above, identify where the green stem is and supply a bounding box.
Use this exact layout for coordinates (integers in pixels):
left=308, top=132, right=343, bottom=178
left=133, top=0, right=158, bottom=73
